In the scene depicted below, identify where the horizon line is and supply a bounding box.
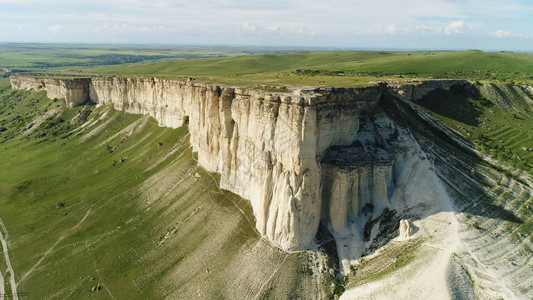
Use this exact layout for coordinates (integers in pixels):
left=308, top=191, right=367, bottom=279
left=0, top=41, right=532, bottom=53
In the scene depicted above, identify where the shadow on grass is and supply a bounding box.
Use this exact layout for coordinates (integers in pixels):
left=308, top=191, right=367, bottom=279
left=413, top=85, right=485, bottom=127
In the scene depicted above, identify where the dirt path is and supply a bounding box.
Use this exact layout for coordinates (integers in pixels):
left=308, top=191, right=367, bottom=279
left=0, top=268, right=4, bottom=299
left=17, top=207, right=92, bottom=287
left=84, top=243, right=117, bottom=300
left=252, top=256, right=288, bottom=299
left=0, top=217, right=18, bottom=300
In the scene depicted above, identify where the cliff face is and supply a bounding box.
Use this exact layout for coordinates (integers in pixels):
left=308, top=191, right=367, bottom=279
left=10, top=76, right=91, bottom=107
left=10, top=75, right=470, bottom=252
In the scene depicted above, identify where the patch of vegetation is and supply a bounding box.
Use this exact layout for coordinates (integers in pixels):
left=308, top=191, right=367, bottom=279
left=0, top=88, right=56, bottom=142
left=345, top=237, right=424, bottom=289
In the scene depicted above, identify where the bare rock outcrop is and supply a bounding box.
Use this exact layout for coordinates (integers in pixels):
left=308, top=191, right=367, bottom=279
left=399, top=219, right=415, bottom=239
left=10, top=76, right=91, bottom=107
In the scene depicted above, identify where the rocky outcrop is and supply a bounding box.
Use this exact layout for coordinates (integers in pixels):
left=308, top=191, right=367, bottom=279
left=399, top=219, right=415, bottom=239
left=10, top=75, right=468, bottom=252
left=320, top=116, right=405, bottom=234
left=10, top=76, right=91, bottom=107
left=388, top=80, right=470, bottom=101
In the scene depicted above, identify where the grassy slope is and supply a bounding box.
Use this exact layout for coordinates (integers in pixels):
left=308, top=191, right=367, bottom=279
left=417, top=87, right=533, bottom=297
left=414, top=83, right=533, bottom=176
left=0, top=86, right=330, bottom=299
left=413, top=82, right=533, bottom=243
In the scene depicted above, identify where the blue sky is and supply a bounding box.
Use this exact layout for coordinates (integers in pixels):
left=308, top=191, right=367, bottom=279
left=1, top=0, right=532, bottom=50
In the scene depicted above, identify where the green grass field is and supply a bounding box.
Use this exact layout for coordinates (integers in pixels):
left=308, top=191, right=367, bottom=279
left=3, top=45, right=533, bottom=88
left=0, top=44, right=274, bottom=71
left=80, top=50, right=533, bottom=87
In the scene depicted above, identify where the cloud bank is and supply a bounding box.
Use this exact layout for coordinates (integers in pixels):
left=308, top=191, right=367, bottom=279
left=0, top=0, right=531, bottom=50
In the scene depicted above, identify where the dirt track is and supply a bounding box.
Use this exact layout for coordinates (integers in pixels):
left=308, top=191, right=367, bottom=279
left=0, top=217, right=17, bottom=300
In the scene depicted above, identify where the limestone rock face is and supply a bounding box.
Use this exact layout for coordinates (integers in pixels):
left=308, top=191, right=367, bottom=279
left=10, top=75, right=466, bottom=252
left=399, top=219, right=414, bottom=239
left=10, top=76, right=90, bottom=107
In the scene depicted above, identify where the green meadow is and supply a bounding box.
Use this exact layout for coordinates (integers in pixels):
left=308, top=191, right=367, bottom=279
left=3, top=45, right=533, bottom=88
left=82, top=50, right=533, bottom=87
left=0, top=44, right=272, bottom=71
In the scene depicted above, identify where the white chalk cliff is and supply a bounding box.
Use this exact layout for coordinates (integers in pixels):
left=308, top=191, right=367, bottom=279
left=10, top=76, right=469, bottom=252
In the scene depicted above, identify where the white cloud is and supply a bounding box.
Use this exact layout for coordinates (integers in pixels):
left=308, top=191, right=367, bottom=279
left=239, top=21, right=319, bottom=37
left=266, top=24, right=280, bottom=32
left=384, top=24, right=397, bottom=35
left=489, top=29, right=523, bottom=38
left=414, top=25, right=443, bottom=35
left=379, top=23, right=444, bottom=36
left=444, top=20, right=465, bottom=35
left=242, top=21, right=257, bottom=32
left=94, top=23, right=172, bottom=34
left=49, top=24, right=61, bottom=33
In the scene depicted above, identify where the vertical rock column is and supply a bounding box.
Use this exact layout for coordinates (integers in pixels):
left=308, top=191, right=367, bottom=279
left=372, top=163, right=394, bottom=213
left=326, top=170, right=351, bottom=232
